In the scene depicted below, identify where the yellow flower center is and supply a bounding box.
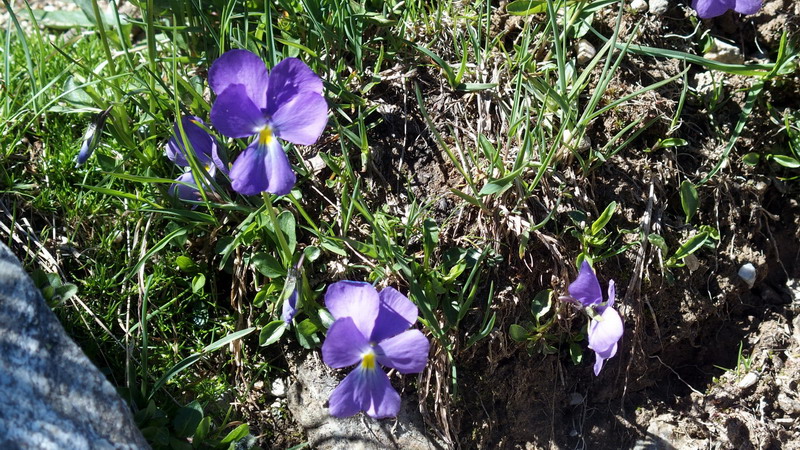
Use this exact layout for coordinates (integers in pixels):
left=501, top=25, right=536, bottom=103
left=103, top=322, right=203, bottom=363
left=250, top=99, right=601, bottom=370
left=258, top=127, right=274, bottom=146
left=361, top=351, right=376, bottom=370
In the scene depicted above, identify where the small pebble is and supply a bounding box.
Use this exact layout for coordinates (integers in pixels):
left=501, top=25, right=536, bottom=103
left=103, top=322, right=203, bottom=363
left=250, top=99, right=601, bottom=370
left=270, top=378, right=287, bottom=397
left=704, top=38, right=744, bottom=64
left=576, top=39, right=596, bottom=65
left=738, top=263, right=757, bottom=288
left=568, top=392, right=584, bottom=406
left=738, top=372, right=759, bottom=389
left=684, top=254, right=700, bottom=272
left=648, top=0, right=669, bottom=15
left=630, top=0, right=648, bottom=12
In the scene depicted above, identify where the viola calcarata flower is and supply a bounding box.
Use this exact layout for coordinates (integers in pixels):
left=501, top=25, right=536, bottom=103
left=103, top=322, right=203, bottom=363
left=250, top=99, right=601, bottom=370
left=562, top=261, right=624, bottom=376
left=208, top=49, right=328, bottom=196
left=321, top=281, right=430, bottom=419
left=165, top=116, right=226, bottom=201
left=691, top=0, right=762, bottom=19
left=75, top=106, right=112, bottom=167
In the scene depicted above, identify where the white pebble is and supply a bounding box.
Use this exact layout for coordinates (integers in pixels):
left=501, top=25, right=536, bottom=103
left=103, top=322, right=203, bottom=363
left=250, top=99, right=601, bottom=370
left=648, top=0, right=669, bottom=15
left=704, top=38, right=744, bottom=64
left=576, top=39, right=596, bottom=65
left=630, top=0, right=648, bottom=12
left=737, top=372, right=759, bottom=389
left=270, top=378, right=287, bottom=397
left=738, top=263, right=757, bottom=288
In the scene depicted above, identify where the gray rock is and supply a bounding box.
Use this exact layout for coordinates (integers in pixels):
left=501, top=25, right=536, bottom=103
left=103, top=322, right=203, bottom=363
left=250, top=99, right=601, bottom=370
left=286, top=351, right=444, bottom=450
left=0, top=242, right=149, bottom=449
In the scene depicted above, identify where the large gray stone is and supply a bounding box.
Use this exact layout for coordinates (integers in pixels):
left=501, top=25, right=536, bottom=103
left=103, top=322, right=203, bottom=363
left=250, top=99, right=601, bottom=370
left=0, top=242, right=149, bottom=449
left=286, top=351, right=444, bottom=450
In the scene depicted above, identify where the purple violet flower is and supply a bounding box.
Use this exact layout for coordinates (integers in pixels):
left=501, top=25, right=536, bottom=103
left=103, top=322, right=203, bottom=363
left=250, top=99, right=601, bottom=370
left=691, top=0, right=762, bottom=18
left=566, top=261, right=624, bottom=376
left=280, top=265, right=301, bottom=323
left=166, top=116, right=226, bottom=202
left=321, top=281, right=430, bottom=419
left=208, top=49, right=328, bottom=196
left=75, top=106, right=112, bottom=167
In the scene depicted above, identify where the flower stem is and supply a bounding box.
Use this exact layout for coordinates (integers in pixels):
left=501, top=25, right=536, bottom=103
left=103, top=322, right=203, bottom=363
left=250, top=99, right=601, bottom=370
left=263, top=193, right=292, bottom=266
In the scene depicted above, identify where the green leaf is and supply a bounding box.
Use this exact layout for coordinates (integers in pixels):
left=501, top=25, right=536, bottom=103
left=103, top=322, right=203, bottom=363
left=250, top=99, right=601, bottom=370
left=253, top=290, right=268, bottom=308
left=194, top=416, right=211, bottom=442
left=569, top=342, right=584, bottom=365
left=295, top=319, right=321, bottom=349
left=204, top=327, right=256, bottom=352
left=647, top=233, right=668, bottom=253
left=55, top=283, right=78, bottom=303
left=191, top=274, right=205, bottom=294
left=506, top=0, right=547, bottom=15
left=320, top=240, right=347, bottom=257
left=175, top=256, right=199, bottom=273
left=455, top=82, right=498, bottom=92
left=656, top=137, right=688, bottom=148
left=450, top=188, right=482, bottom=208
left=297, top=319, right=318, bottom=336
left=509, top=324, right=528, bottom=342
left=62, top=76, right=94, bottom=109
left=259, top=320, right=288, bottom=347
left=770, top=154, right=800, bottom=168
left=590, top=201, right=617, bottom=235
left=530, top=289, right=552, bottom=321
left=251, top=252, right=283, bottom=278
left=172, top=401, right=203, bottom=438
left=742, top=152, right=760, bottom=166
left=303, top=245, right=321, bottom=262
left=567, top=210, right=588, bottom=226
left=667, top=231, right=710, bottom=267
left=478, top=167, right=524, bottom=196
left=414, top=45, right=456, bottom=85
left=478, top=134, right=497, bottom=161
left=423, top=218, right=439, bottom=266
left=277, top=211, right=297, bottom=254
left=680, top=180, right=699, bottom=223
left=220, top=423, right=250, bottom=444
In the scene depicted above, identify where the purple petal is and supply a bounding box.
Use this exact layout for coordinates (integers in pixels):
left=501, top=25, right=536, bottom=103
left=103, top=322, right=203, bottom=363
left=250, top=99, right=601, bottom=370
left=281, top=286, right=299, bottom=323
left=211, top=140, right=229, bottom=176
left=166, top=116, right=216, bottom=167
left=568, top=261, right=603, bottom=308
left=692, top=0, right=734, bottom=18
left=734, top=0, right=761, bottom=14
left=75, top=139, right=93, bottom=167
left=208, top=49, right=268, bottom=109
left=229, top=138, right=296, bottom=196
left=322, top=317, right=370, bottom=369
left=170, top=171, right=201, bottom=202
left=271, top=91, right=328, bottom=146
left=371, top=287, right=418, bottom=342
left=588, top=306, right=623, bottom=376
left=328, top=366, right=401, bottom=419
left=266, top=57, right=323, bottom=115
left=593, top=351, right=611, bottom=376
left=325, top=281, right=380, bottom=340
left=210, top=84, right=268, bottom=139
left=376, top=329, right=429, bottom=374
left=607, top=279, right=616, bottom=308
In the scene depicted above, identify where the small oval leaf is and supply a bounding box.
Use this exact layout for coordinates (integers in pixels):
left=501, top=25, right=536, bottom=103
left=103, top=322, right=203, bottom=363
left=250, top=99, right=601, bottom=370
left=680, top=180, right=699, bottom=223
left=259, top=320, right=288, bottom=347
